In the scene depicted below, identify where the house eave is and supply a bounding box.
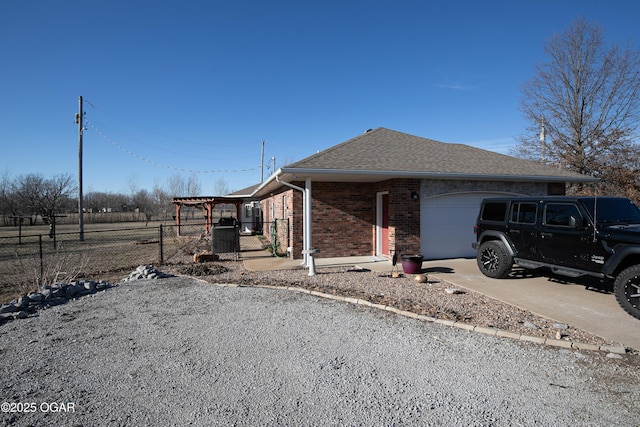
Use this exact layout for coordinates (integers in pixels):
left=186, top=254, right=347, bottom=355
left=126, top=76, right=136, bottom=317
left=249, top=168, right=598, bottom=198
left=283, top=167, right=598, bottom=181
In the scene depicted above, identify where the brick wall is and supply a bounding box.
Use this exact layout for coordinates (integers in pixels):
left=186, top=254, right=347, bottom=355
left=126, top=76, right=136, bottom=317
left=259, top=178, right=563, bottom=260
left=310, top=182, right=377, bottom=258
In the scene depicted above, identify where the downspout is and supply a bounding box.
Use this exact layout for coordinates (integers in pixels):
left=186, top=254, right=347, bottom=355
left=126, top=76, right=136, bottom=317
left=275, top=174, right=309, bottom=266
left=305, top=178, right=312, bottom=268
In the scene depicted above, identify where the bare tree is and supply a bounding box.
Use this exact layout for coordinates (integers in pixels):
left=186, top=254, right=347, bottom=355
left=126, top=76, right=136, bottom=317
left=131, top=189, right=154, bottom=224
left=186, top=173, right=201, bottom=196
left=11, top=173, right=75, bottom=223
left=515, top=17, right=640, bottom=197
left=0, top=171, right=19, bottom=219
left=39, top=173, right=76, bottom=218
left=12, top=174, right=45, bottom=218
left=126, top=174, right=140, bottom=196
left=166, top=173, right=201, bottom=197
left=213, top=177, right=230, bottom=195
left=166, top=174, right=188, bottom=197
left=151, top=183, right=172, bottom=220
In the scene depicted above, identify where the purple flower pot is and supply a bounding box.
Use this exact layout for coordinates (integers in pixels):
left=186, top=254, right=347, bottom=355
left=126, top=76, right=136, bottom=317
left=401, top=254, right=423, bottom=274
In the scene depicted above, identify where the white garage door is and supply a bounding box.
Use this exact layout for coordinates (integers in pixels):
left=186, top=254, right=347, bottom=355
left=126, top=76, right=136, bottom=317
left=420, top=192, right=507, bottom=260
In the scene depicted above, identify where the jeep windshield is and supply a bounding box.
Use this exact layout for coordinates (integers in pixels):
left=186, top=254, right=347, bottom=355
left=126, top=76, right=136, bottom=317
left=580, top=198, right=640, bottom=225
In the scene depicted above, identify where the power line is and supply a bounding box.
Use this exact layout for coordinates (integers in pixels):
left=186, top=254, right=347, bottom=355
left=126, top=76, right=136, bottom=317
left=86, top=120, right=261, bottom=174
left=86, top=118, right=221, bottom=160
left=84, top=98, right=258, bottom=148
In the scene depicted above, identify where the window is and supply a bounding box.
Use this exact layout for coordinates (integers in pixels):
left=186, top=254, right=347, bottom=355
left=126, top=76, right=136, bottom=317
left=545, top=203, right=582, bottom=227
left=282, top=195, right=288, bottom=219
left=580, top=198, right=640, bottom=224
left=481, top=202, right=507, bottom=222
left=510, top=203, right=537, bottom=224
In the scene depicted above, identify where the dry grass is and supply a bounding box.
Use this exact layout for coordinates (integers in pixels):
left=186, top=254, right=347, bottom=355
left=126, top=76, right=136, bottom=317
left=0, top=222, right=205, bottom=302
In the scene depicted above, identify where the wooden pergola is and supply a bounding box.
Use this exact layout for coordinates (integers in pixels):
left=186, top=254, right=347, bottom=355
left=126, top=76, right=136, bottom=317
left=172, top=196, right=244, bottom=235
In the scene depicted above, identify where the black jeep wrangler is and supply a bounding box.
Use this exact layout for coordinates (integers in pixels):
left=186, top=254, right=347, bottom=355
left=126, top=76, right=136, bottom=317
left=473, top=196, right=640, bottom=320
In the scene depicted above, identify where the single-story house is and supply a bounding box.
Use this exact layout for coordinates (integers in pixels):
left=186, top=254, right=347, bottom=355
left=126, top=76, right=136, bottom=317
left=182, top=127, right=596, bottom=261
left=249, top=127, right=598, bottom=261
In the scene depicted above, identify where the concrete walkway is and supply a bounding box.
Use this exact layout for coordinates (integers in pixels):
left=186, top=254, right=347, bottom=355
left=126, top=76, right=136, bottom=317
left=239, top=236, right=640, bottom=350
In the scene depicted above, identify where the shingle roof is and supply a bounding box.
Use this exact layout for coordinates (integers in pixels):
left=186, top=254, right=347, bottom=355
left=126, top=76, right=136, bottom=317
left=226, top=183, right=261, bottom=197
left=285, top=127, right=591, bottom=180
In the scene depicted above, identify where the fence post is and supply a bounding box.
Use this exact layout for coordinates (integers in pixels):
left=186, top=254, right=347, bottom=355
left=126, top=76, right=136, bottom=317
left=159, top=224, right=164, bottom=264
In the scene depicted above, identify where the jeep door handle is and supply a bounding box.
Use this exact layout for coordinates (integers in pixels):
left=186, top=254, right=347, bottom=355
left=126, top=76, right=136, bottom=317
left=540, top=232, right=553, bottom=238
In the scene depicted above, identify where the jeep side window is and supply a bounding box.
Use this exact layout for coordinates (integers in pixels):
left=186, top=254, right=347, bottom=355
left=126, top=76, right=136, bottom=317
left=510, top=203, right=537, bottom=224
left=581, top=198, right=640, bottom=224
left=544, top=203, right=582, bottom=227
left=481, top=202, right=507, bottom=221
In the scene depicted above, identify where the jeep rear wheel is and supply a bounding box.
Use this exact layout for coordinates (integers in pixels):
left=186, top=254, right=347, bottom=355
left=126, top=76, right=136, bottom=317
left=477, top=241, right=512, bottom=279
left=614, top=265, right=640, bottom=320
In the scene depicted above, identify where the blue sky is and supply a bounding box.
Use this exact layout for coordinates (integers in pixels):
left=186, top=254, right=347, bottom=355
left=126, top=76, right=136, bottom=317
left=2, top=0, right=639, bottom=195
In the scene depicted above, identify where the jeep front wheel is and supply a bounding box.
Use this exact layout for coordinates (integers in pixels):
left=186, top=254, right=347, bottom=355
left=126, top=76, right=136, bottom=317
left=614, top=265, right=640, bottom=320
left=477, top=241, right=512, bottom=279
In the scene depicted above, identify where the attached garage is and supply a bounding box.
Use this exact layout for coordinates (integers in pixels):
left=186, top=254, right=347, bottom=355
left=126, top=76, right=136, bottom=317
left=249, top=128, right=598, bottom=260
left=420, top=192, right=516, bottom=259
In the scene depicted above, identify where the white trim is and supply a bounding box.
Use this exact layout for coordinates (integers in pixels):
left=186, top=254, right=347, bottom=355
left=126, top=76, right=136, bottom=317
left=376, top=191, right=389, bottom=256
left=278, top=167, right=598, bottom=182
left=305, top=178, right=313, bottom=270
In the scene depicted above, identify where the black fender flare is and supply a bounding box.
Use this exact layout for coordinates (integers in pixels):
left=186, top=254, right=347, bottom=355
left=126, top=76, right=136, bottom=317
left=477, top=231, right=516, bottom=257
left=602, top=245, right=640, bottom=276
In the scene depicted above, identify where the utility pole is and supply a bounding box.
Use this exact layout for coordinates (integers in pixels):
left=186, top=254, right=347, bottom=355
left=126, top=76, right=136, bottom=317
left=76, top=96, right=85, bottom=241
left=260, top=139, right=265, bottom=183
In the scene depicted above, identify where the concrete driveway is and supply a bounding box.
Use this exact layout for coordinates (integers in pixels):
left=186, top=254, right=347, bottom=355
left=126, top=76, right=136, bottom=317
left=418, top=258, right=640, bottom=351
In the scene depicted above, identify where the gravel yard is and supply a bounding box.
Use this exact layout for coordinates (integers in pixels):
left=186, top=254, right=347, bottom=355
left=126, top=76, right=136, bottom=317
left=1, top=270, right=639, bottom=426
left=171, top=260, right=622, bottom=349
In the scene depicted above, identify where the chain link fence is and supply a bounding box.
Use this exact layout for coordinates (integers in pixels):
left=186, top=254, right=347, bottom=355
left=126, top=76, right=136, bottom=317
left=0, top=219, right=288, bottom=302
left=0, top=224, right=202, bottom=302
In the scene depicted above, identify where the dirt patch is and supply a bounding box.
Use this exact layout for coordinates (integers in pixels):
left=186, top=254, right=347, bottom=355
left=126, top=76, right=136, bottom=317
left=176, top=263, right=229, bottom=276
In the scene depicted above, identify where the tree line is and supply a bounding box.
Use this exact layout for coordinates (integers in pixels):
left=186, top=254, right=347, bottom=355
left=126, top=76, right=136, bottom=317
left=0, top=171, right=232, bottom=226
